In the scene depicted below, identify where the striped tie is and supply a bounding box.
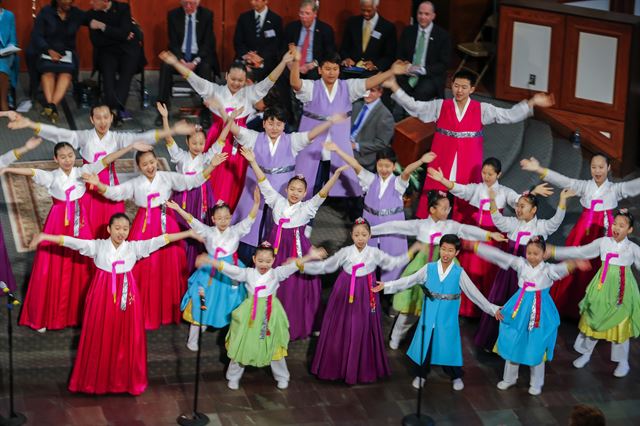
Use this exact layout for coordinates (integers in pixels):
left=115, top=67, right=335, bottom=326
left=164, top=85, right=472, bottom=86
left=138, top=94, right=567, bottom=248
left=255, top=14, right=262, bottom=38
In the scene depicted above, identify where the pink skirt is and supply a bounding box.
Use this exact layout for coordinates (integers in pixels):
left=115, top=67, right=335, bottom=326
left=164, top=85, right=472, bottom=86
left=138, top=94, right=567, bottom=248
left=84, top=164, right=125, bottom=238
left=457, top=209, right=503, bottom=317
left=68, top=269, right=147, bottom=395
left=19, top=197, right=94, bottom=330
left=550, top=208, right=608, bottom=318
left=130, top=206, right=187, bottom=330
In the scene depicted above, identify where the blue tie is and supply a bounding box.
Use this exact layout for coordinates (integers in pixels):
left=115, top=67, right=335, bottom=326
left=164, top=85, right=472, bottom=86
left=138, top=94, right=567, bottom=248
left=350, top=104, right=369, bottom=140
left=185, top=15, right=193, bottom=62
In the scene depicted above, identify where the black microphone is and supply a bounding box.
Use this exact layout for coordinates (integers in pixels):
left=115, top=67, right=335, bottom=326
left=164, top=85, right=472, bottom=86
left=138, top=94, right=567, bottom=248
left=420, top=285, right=434, bottom=301
left=198, top=287, right=207, bottom=311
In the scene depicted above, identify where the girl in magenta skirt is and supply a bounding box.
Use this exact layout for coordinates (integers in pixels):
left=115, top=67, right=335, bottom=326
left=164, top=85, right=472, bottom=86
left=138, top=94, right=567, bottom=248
left=3, top=142, right=139, bottom=332
left=83, top=150, right=226, bottom=330
left=30, top=213, right=198, bottom=395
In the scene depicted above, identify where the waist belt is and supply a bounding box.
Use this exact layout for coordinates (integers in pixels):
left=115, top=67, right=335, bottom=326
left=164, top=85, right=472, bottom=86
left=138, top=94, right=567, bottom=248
left=263, top=164, right=295, bottom=175
left=436, top=127, right=483, bottom=138
left=302, top=110, right=352, bottom=121
left=429, top=292, right=460, bottom=300
left=364, top=205, right=404, bottom=216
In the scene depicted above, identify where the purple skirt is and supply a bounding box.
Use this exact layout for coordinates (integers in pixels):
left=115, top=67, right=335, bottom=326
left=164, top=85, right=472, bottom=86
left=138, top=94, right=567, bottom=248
left=171, top=181, right=216, bottom=274
left=269, top=224, right=321, bottom=340
left=311, top=270, right=390, bottom=385
left=474, top=241, right=525, bottom=350
left=0, top=222, right=16, bottom=292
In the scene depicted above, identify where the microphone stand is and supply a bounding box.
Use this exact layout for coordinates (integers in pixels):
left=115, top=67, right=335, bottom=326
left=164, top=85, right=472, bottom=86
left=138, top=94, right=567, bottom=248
left=177, top=290, right=209, bottom=426
left=0, top=289, right=27, bottom=426
left=402, top=286, right=434, bottom=426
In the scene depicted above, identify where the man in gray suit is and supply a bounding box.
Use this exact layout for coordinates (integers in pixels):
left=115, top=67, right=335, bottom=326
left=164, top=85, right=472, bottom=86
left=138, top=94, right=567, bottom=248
left=350, top=85, right=395, bottom=172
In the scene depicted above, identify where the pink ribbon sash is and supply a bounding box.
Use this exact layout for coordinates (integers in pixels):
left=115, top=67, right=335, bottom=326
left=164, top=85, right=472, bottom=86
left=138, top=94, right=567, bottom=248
left=512, top=281, right=535, bottom=319
left=111, top=260, right=125, bottom=304
left=182, top=171, right=197, bottom=209
left=64, top=185, right=76, bottom=226
left=143, top=192, right=160, bottom=233
left=428, top=232, right=442, bottom=262
left=478, top=199, right=490, bottom=226
left=605, top=210, right=614, bottom=237
left=513, top=231, right=531, bottom=254
left=349, top=263, right=366, bottom=303
left=251, top=285, right=266, bottom=322
left=585, top=199, right=603, bottom=235
left=599, top=252, right=619, bottom=288
left=89, top=152, right=107, bottom=191
left=274, top=218, right=291, bottom=254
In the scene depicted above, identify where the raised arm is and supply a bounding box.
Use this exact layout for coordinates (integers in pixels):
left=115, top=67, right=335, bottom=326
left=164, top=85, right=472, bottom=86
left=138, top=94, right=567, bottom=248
left=302, top=248, right=346, bottom=275
left=615, top=177, right=640, bottom=199
left=9, top=116, right=79, bottom=148
left=324, top=141, right=362, bottom=175
left=521, top=157, right=583, bottom=193
left=289, top=43, right=303, bottom=91
left=3, top=137, right=42, bottom=165
left=159, top=50, right=221, bottom=99
left=84, top=176, right=135, bottom=201
left=384, top=76, right=440, bottom=123
left=318, top=165, right=350, bottom=197
left=377, top=248, right=412, bottom=271
left=401, top=152, right=436, bottom=182
left=265, top=49, right=295, bottom=87
left=308, top=114, right=346, bottom=141
left=30, top=234, right=97, bottom=258
left=427, top=167, right=455, bottom=191
left=363, top=60, right=411, bottom=90
left=241, top=147, right=268, bottom=185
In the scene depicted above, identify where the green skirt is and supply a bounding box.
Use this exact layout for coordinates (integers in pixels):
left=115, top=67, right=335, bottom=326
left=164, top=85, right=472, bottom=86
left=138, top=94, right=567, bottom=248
left=225, top=296, right=289, bottom=367
left=392, top=245, right=439, bottom=316
left=578, top=264, right=640, bottom=343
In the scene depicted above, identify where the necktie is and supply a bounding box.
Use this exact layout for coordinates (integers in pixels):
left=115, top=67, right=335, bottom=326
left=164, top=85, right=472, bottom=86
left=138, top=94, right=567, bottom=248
left=185, top=14, right=193, bottom=62
left=362, top=20, right=372, bottom=53
left=255, top=13, right=262, bottom=38
left=300, top=28, right=311, bottom=65
left=409, top=30, right=426, bottom=87
left=350, top=104, right=369, bottom=140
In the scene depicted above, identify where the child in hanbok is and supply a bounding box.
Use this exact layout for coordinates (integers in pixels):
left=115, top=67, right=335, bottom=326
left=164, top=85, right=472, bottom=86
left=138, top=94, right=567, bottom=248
left=204, top=243, right=326, bottom=390
left=159, top=49, right=294, bottom=210
left=0, top=136, right=42, bottom=292
left=83, top=150, right=227, bottom=330
left=429, top=158, right=551, bottom=316
left=1, top=141, right=146, bottom=332
left=8, top=107, right=194, bottom=237
left=324, top=141, right=436, bottom=281
left=474, top=238, right=588, bottom=395
left=521, top=154, right=640, bottom=318
left=547, top=210, right=640, bottom=378
left=375, top=234, right=501, bottom=392
left=220, top=104, right=345, bottom=264
left=382, top=70, right=554, bottom=219
left=303, top=218, right=419, bottom=385
left=242, top=146, right=348, bottom=340
left=166, top=188, right=260, bottom=351
left=371, top=190, right=506, bottom=350
left=290, top=49, right=410, bottom=197
left=159, top=102, right=240, bottom=272
left=30, top=213, right=199, bottom=395
left=475, top=187, right=573, bottom=351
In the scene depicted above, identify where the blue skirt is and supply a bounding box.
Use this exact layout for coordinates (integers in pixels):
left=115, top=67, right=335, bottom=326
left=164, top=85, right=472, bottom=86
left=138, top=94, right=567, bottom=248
left=496, top=287, right=559, bottom=366
left=180, top=254, right=247, bottom=328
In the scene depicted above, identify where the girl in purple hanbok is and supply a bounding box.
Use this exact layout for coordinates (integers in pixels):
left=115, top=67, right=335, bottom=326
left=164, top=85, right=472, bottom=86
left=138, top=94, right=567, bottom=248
left=241, top=146, right=349, bottom=340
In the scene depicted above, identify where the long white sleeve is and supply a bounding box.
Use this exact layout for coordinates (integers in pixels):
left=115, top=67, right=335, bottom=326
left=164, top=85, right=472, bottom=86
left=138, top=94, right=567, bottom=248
left=273, top=262, right=300, bottom=282
left=390, top=89, right=442, bottom=123
left=0, top=149, right=19, bottom=168
left=543, top=169, right=586, bottom=194
left=290, top=132, right=312, bottom=155
left=614, top=178, right=640, bottom=199
left=246, top=76, right=275, bottom=105
left=553, top=238, right=603, bottom=261
left=383, top=265, right=427, bottom=294
left=235, top=127, right=260, bottom=150
left=480, top=100, right=532, bottom=125
left=547, top=262, right=572, bottom=281
left=232, top=215, right=256, bottom=238
left=62, top=237, right=98, bottom=258
left=257, top=178, right=282, bottom=208
left=168, top=171, right=206, bottom=192
left=491, top=210, right=519, bottom=234
left=37, top=123, right=81, bottom=148
left=132, top=236, right=168, bottom=259
left=371, top=220, right=420, bottom=237
left=476, top=243, right=520, bottom=270
left=450, top=182, right=474, bottom=201
left=376, top=249, right=410, bottom=271
left=218, top=262, right=249, bottom=282
left=186, top=72, right=224, bottom=99
left=456, top=223, right=491, bottom=241
left=459, top=270, right=498, bottom=315
left=103, top=180, right=136, bottom=201
left=303, top=248, right=347, bottom=275
left=540, top=206, right=566, bottom=236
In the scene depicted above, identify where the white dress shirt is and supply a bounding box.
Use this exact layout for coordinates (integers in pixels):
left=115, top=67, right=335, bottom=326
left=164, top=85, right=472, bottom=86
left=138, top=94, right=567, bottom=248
left=167, top=138, right=222, bottom=174
left=296, top=78, right=367, bottom=105
left=451, top=181, right=519, bottom=209
left=103, top=171, right=206, bottom=207
left=357, top=170, right=409, bottom=200
left=304, top=245, right=410, bottom=276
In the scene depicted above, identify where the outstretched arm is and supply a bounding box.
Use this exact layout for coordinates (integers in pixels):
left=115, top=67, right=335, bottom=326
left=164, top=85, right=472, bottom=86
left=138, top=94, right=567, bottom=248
left=0, top=167, right=37, bottom=177
left=364, top=60, right=410, bottom=90
left=318, top=165, right=350, bottom=197
left=401, top=151, right=436, bottom=181
left=324, top=141, right=363, bottom=175
left=427, top=167, right=454, bottom=190
left=373, top=264, right=427, bottom=294
left=266, top=48, right=295, bottom=85
left=308, top=113, right=346, bottom=141
left=240, top=147, right=266, bottom=182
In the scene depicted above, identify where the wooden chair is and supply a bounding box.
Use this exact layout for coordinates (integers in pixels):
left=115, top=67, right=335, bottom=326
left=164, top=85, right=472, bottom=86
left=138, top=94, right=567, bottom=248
left=454, top=14, right=497, bottom=86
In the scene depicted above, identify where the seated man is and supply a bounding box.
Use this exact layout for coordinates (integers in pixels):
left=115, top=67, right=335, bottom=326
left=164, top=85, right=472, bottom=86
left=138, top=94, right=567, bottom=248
left=284, top=0, right=336, bottom=80
left=85, top=0, right=143, bottom=122
left=396, top=1, right=450, bottom=106
left=156, top=0, right=219, bottom=126
left=340, top=0, right=397, bottom=78
left=350, top=85, right=394, bottom=172
left=234, top=0, right=283, bottom=82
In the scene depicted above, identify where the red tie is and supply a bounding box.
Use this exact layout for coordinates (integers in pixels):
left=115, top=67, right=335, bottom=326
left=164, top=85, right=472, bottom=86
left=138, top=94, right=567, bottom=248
left=300, top=28, right=311, bottom=64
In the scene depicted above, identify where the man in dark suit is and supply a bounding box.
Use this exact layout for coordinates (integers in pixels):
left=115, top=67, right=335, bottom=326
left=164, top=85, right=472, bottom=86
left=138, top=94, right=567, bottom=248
left=396, top=1, right=450, bottom=104
left=340, top=0, right=397, bottom=77
left=284, top=0, right=336, bottom=80
left=85, top=0, right=143, bottom=120
left=350, top=85, right=395, bottom=171
left=155, top=0, right=219, bottom=125
left=234, top=0, right=283, bottom=82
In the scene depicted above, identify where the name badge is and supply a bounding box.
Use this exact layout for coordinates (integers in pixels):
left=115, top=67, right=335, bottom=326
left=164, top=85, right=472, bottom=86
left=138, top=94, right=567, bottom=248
left=264, top=29, right=276, bottom=38
left=371, top=30, right=382, bottom=40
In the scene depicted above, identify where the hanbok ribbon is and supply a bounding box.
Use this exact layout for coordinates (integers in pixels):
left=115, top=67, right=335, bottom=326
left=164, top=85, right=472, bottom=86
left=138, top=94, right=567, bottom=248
left=618, top=266, right=626, bottom=306
left=478, top=199, right=490, bottom=226
left=528, top=291, right=541, bottom=331
left=428, top=232, right=442, bottom=262
left=292, top=227, right=303, bottom=258
left=367, top=272, right=376, bottom=313
left=273, top=218, right=290, bottom=254
left=512, top=281, right=535, bottom=319
left=605, top=210, right=614, bottom=237
left=64, top=185, right=76, bottom=227
left=585, top=199, right=603, bottom=235
left=111, top=260, right=125, bottom=304
left=142, top=192, right=160, bottom=233
left=349, top=263, right=366, bottom=303
left=249, top=285, right=272, bottom=338
left=513, top=231, right=531, bottom=254
left=599, top=252, right=619, bottom=289
left=182, top=171, right=197, bottom=209
left=90, top=151, right=107, bottom=190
